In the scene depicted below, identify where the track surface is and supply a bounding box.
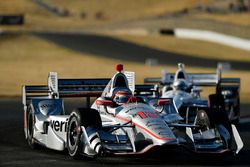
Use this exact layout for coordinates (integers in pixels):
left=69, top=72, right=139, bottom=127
left=0, top=97, right=250, bottom=167
left=36, top=33, right=250, bottom=71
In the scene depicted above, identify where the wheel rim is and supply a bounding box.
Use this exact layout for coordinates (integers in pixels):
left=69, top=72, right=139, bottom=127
left=69, top=122, right=77, bottom=145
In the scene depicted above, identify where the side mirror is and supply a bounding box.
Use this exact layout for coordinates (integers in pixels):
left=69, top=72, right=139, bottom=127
left=157, top=98, right=172, bottom=106
left=96, top=99, right=114, bottom=107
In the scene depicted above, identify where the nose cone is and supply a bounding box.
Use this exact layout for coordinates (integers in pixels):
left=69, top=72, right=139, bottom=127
left=133, top=112, right=177, bottom=144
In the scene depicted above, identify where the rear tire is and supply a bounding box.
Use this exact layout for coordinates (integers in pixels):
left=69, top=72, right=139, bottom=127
left=66, top=108, right=102, bottom=159
left=26, top=106, right=38, bottom=149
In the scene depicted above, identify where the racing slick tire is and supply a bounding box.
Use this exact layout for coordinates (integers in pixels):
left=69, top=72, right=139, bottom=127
left=66, top=108, right=102, bottom=159
left=232, top=96, right=240, bottom=125
left=26, top=106, right=38, bottom=149
left=208, top=94, right=232, bottom=131
left=208, top=94, right=233, bottom=147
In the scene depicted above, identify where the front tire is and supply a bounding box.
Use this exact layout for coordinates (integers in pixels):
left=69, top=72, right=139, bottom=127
left=208, top=94, right=232, bottom=132
left=67, top=110, right=82, bottom=158
left=208, top=94, right=233, bottom=148
left=66, top=108, right=102, bottom=159
left=232, top=97, right=240, bottom=125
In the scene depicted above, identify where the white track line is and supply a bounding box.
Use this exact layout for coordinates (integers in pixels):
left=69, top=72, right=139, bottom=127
left=175, top=28, right=250, bottom=51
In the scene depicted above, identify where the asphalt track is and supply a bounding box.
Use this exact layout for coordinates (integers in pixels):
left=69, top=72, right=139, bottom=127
left=0, top=97, right=250, bottom=167
left=36, top=32, right=250, bottom=71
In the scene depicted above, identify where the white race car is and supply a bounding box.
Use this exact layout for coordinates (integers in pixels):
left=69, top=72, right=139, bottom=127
left=145, top=63, right=241, bottom=124
left=22, top=64, right=243, bottom=159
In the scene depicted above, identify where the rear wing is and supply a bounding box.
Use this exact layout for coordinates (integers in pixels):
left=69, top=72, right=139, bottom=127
left=23, top=72, right=158, bottom=107
left=217, top=77, right=241, bottom=95
left=144, top=73, right=220, bottom=86
left=145, top=62, right=240, bottom=87
left=145, top=73, right=240, bottom=86
left=144, top=73, right=240, bottom=96
left=22, top=72, right=110, bottom=107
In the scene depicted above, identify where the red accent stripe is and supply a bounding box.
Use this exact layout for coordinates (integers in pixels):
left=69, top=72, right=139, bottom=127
left=136, top=111, right=147, bottom=119
left=115, top=145, right=156, bottom=155
left=115, top=115, right=130, bottom=122
left=96, top=99, right=113, bottom=106
left=157, top=99, right=171, bottom=106
left=116, top=91, right=130, bottom=95
left=140, top=145, right=156, bottom=154
left=114, top=115, right=176, bottom=141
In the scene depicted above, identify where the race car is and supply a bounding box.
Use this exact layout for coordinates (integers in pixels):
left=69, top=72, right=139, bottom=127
left=22, top=64, right=243, bottom=159
left=145, top=63, right=241, bottom=124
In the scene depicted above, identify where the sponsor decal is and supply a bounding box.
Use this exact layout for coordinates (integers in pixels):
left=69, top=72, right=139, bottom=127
left=135, top=111, right=159, bottom=119
left=40, top=103, right=56, bottom=111
left=115, top=115, right=176, bottom=141
left=50, top=118, right=68, bottom=132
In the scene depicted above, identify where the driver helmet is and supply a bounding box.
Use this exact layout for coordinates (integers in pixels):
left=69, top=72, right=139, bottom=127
left=173, top=79, right=188, bottom=91
left=113, top=89, right=132, bottom=105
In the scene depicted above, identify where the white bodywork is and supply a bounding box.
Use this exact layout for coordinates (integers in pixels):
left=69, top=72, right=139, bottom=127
left=22, top=66, right=243, bottom=156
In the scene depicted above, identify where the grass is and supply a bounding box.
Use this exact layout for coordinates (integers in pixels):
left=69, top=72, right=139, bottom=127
left=194, top=13, right=250, bottom=27
left=2, top=0, right=249, bottom=32
left=0, top=0, right=97, bottom=31
left=44, top=0, right=213, bottom=21
left=0, top=34, right=249, bottom=103
left=0, top=34, right=170, bottom=95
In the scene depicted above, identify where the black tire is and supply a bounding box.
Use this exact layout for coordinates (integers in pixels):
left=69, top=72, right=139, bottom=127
left=209, top=94, right=225, bottom=111
left=232, top=97, right=240, bottom=125
left=67, top=108, right=102, bottom=159
left=67, top=110, right=82, bottom=159
left=26, top=106, right=38, bottom=149
left=208, top=94, right=233, bottom=148
left=208, top=94, right=232, bottom=131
